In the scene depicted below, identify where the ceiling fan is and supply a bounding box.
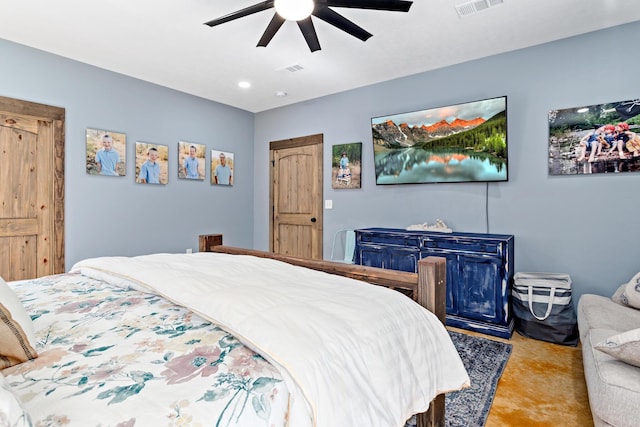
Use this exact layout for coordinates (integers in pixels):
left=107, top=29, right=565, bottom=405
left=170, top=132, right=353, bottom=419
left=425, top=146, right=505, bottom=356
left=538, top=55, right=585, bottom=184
left=204, top=0, right=413, bottom=52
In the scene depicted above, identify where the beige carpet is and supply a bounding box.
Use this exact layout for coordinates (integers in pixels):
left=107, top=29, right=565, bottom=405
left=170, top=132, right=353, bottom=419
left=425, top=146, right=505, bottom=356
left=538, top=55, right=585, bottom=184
left=449, top=328, right=593, bottom=427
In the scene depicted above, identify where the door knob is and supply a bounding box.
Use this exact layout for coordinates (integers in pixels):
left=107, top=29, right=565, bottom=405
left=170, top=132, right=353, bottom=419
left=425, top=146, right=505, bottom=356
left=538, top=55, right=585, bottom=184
left=310, top=217, right=317, bottom=222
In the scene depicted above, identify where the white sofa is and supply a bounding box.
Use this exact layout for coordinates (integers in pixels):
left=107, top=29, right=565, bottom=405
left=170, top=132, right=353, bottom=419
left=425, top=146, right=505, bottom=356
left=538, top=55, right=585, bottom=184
left=577, top=291, right=640, bottom=427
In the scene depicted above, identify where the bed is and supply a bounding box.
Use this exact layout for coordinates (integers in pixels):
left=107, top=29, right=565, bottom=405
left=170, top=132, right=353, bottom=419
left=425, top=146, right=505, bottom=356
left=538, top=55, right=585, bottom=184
left=0, top=238, right=469, bottom=427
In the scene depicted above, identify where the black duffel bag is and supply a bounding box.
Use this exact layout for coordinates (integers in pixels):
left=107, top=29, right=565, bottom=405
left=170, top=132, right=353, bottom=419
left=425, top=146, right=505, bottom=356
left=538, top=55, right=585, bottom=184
left=511, top=272, right=579, bottom=346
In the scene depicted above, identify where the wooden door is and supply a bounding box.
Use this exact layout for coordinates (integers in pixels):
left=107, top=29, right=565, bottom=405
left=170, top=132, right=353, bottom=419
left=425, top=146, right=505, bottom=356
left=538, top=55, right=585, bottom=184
left=270, top=134, right=323, bottom=259
left=0, top=96, right=65, bottom=281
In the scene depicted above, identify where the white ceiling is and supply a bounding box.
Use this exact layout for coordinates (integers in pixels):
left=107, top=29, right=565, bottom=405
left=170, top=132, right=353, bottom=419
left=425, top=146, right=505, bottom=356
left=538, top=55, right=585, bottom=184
left=1, top=0, right=639, bottom=113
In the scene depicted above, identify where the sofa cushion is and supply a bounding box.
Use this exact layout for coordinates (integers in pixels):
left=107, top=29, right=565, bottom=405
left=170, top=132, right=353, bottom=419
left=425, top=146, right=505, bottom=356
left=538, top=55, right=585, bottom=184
left=595, top=328, right=640, bottom=368
left=577, top=294, right=640, bottom=340
left=624, top=272, right=640, bottom=309
left=612, top=283, right=629, bottom=307
left=582, top=327, right=640, bottom=427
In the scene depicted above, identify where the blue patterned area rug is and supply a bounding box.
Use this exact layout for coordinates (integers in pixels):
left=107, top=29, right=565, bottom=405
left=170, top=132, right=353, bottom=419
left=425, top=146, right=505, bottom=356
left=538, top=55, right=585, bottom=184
left=406, top=330, right=512, bottom=427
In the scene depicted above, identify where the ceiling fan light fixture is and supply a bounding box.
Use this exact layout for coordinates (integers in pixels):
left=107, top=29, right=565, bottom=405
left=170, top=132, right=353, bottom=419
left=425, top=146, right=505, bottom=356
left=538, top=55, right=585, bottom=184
left=205, top=0, right=413, bottom=52
left=274, top=0, right=314, bottom=21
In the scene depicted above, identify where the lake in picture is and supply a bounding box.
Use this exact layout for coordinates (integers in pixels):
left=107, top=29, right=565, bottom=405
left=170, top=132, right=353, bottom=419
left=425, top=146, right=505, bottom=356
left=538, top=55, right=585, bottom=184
left=374, top=147, right=507, bottom=184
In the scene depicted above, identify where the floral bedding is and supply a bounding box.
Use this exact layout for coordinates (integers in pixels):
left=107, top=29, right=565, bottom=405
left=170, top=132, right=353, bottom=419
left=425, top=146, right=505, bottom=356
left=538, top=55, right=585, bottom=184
left=2, top=273, right=289, bottom=427
left=72, top=253, right=470, bottom=427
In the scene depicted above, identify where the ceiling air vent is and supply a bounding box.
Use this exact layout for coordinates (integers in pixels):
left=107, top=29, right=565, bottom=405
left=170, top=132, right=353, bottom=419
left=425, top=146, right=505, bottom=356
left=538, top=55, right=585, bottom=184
left=277, top=64, right=304, bottom=73
left=455, top=0, right=504, bottom=17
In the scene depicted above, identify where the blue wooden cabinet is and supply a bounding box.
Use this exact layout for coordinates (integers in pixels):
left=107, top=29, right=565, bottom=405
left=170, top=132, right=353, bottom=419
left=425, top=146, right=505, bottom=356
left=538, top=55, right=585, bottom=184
left=354, top=228, right=514, bottom=338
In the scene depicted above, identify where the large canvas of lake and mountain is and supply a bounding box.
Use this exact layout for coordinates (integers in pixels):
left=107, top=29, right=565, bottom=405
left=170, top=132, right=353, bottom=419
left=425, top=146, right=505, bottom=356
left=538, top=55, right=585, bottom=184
left=371, top=96, right=508, bottom=184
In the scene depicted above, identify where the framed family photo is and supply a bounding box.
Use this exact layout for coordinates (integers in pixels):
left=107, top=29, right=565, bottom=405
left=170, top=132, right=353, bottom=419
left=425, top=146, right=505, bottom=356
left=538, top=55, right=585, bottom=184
left=549, top=98, right=640, bottom=175
left=211, top=150, right=234, bottom=186
left=178, top=141, right=206, bottom=180
left=332, top=142, right=362, bottom=189
left=135, top=142, right=169, bottom=185
left=86, top=128, right=126, bottom=176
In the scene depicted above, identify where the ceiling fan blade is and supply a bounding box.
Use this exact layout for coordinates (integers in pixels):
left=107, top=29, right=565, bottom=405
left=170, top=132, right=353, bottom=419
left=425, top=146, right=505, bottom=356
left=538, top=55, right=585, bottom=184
left=204, top=1, right=274, bottom=27
left=257, top=13, right=286, bottom=47
left=297, top=17, right=321, bottom=52
left=325, top=0, right=412, bottom=12
left=313, top=6, right=372, bottom=41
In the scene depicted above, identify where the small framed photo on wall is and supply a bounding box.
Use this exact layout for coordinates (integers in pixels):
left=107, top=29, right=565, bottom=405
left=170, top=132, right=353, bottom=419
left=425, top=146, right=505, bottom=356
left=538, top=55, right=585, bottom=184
left=135, top=142, right=169, bottom=185
left=178, top=141, right=206, bottom=180
left=332, top=142, right=362, bottom=189
left=86, top=128, right=126, bottom=176
left=211, top=149, right=234, bottom=186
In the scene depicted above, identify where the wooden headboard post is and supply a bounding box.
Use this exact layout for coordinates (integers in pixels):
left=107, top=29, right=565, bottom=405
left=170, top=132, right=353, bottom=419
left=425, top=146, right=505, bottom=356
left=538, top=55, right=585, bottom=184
left=416, top=257, right=447, bottom=324
left=415, top=257, right=446, bottom=427
left=198, top=235, right=447, bottom=427
left=199, top=234, right=223, bottom=252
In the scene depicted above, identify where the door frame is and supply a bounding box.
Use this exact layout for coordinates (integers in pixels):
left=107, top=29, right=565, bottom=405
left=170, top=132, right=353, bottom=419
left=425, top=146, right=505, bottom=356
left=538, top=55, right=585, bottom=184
left=0, top=96, right=65, bottom=274
left=269, top=133, right=323, bottom=255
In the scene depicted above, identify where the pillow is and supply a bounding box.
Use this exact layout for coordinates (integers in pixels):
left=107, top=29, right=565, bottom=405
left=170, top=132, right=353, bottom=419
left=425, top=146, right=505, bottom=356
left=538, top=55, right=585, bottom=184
left=624, top=272, right=640, bottom=309
left=611, top=283, right=629, bottom=306
left=595, top=328, right=640, bottom=367
left=0, top=374, right=33, bottom=426
left=0, top=276, right=38, bottom=369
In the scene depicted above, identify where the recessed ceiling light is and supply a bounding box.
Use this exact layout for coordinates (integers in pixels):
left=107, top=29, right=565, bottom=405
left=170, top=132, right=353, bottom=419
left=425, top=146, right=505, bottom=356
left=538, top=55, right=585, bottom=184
left=238, top=81, right=251, bottom=88
left=275, top=91, right=288, bottom=97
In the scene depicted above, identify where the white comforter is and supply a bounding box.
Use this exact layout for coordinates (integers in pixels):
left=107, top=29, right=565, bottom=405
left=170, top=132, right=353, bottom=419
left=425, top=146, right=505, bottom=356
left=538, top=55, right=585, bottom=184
left=72, top=252, right=469, bottom=427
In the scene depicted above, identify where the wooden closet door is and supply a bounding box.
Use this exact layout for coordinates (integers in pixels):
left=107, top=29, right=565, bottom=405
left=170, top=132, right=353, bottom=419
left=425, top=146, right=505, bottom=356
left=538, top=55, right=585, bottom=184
left=270, top=134, right=323, bottom=259
left=0, top=97, right=65, bottom=281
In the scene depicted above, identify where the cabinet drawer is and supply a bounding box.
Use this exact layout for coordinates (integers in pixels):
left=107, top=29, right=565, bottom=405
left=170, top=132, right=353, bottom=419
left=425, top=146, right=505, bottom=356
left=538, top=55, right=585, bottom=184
left=359, top=233, right=421, bottom=247
left=422, top=238, right=500, bottom=255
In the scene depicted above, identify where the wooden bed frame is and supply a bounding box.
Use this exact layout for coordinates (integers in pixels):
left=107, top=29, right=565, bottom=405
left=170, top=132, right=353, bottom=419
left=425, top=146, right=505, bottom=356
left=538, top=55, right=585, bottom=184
left=199, top=234, right=447, bottom=427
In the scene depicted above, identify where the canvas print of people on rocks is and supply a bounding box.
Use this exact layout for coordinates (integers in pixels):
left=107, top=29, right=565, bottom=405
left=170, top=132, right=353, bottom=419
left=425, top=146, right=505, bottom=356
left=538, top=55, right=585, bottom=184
left=549, top=99, right=640, bottom=175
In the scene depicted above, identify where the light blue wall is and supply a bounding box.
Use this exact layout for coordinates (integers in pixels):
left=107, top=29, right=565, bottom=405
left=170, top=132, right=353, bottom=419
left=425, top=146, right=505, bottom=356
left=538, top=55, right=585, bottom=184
left=3, top=22, right=639, bottom=302
left=254, top=21, right=640, bottom=302
left=0, top=38, right=255, bottom=269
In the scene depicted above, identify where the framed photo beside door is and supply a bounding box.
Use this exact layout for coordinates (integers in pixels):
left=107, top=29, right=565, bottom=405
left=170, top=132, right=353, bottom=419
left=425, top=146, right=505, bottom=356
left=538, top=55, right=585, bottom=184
left=332, top=142, right=362, bottom=189
left=86, top=128, right=126, bottom=176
